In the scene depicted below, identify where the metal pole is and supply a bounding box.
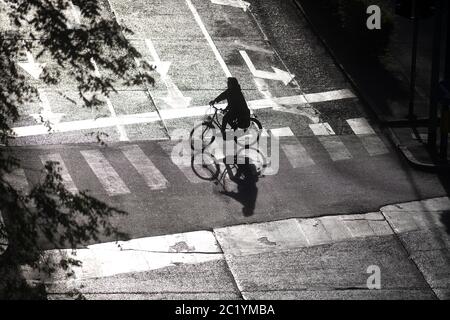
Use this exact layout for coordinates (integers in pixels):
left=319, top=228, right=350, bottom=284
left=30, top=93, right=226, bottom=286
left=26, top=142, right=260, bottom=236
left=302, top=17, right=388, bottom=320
left=439, top=2, right=450, bottom=161
left=408, top=0, right=419, bottom=119
left=428, top=0, right=444, bottom=151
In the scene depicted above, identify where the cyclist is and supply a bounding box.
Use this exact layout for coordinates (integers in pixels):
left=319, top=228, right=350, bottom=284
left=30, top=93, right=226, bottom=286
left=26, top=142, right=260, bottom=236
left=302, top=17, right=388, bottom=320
left=209, top=77, right=251, bottom=136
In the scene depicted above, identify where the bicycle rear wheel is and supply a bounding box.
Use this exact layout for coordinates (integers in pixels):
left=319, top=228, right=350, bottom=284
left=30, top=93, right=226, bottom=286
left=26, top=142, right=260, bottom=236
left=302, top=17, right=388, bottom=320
left=191, top=152, right=220, bottom=181
left=235, top=117, right=263, bottom=148
left=190, top=121, right=217, bottom=151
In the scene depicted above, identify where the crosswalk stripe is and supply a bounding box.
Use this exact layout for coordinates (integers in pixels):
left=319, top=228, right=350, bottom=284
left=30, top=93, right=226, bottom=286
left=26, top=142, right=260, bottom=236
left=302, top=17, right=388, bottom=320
left=159, top=140, right=204, bottom=184
left=309, top=123, right=352, bottom=161
left=346, top=118, right=388, bottom=156
left=120, top=145, right=168, bottom=190
left=3, top=168, right=29, bottom=193
left=39, top=153, right=79, bottom=194
left=281, top=138, right=315, bottom=168
left=80, top=150, right=131, bottom=196
left=269, top=127, right=315, bottom=168
left=269, top=127, right=294, bottom=137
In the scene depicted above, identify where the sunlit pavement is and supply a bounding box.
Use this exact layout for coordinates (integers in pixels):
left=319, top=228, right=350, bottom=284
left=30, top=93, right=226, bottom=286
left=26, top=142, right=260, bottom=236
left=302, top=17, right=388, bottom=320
left=1, top=0, right=449, bottom=299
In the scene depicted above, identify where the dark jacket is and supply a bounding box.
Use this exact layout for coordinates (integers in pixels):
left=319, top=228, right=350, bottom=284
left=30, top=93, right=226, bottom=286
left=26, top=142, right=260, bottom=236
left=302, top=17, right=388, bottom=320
left=213, top=88, right=250, bottom=118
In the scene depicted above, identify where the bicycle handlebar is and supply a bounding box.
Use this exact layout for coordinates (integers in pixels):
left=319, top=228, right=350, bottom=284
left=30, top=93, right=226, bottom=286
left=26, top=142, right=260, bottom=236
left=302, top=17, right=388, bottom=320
left=211, top=104, right=225, bottom=113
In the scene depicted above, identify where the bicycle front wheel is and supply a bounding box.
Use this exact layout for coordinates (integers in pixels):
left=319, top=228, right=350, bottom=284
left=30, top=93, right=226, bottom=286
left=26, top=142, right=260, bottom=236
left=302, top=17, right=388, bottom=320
left=190, top=121, right=217, bottom=151
left=191, top=152, right=220, bottom=181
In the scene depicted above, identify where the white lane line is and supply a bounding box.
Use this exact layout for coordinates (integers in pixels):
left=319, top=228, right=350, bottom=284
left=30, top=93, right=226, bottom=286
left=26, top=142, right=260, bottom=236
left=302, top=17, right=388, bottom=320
left=303, top=89, right=355, bottom=104
left=233, top=40, right=273, bottom=54
left=281, top=138, right=315, bottom=168
left=185, top=0, right=232, bottom=78
left=346, top=118, right=389, bottom=156
left=39, top=153, right=78, bottom=194
left=90, top=58, right=129, bottom=141
left=31, top=90, right=65, bottom=124
left=119, top=145, right=168, bottom=190
left=105, top=98, right=129, bottom=141
left=3, top=168, right=29, bottom=193
left=12, top=91, right=357, bottom=138
left=211, top=0, right=250, bottom=11
left=80, top=150, right=130, bottom=196
left=144, top=39, right=192, bottom=109
left=310, top=123, right=352, bottom=161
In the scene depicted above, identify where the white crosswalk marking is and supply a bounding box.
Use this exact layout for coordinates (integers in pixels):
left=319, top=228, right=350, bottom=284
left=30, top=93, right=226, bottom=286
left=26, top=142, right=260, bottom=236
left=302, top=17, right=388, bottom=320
left=80, top=150, right=131, bottom=196
left=281, top=140, right=315, bottom=168
left=120, top=145, right=169, bottom=190
left=269, top=127, right=294, bottom=137
left=40, top=153, right=78, bottom=194
left=309, top=123, right=352, bottom=161
left=269, top=126, right=315, bottom=169
left=3, top=168, right=29, bottom=193
left=346, top=118, right=388, bottom=156
left=159, top=140, right=204, bottom=184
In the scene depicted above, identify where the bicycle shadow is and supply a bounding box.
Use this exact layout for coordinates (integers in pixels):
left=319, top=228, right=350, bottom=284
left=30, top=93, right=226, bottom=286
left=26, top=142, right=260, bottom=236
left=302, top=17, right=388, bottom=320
left=217, top=157, right=260, bottom=217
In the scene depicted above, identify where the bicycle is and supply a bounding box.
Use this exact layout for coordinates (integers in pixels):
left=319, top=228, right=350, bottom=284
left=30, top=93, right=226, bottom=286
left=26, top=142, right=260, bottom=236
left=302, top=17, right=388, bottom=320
left=190, top=104, right=263, bottom=152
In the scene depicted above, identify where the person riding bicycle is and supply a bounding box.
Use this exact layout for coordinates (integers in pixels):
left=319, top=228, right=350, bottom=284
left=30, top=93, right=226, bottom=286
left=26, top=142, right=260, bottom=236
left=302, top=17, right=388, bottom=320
left=209, top=77, right=251, bottom=135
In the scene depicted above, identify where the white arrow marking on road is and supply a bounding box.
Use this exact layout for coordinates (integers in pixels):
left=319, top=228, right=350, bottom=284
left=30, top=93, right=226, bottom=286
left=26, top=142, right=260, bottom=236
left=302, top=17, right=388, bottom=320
left=240, top=50, right=295, bottom=85
left=210, top=0, right=250, bottom=11
left=31, top=90, right=65, bottom=124
left=63, top=1, right=81, bottom=29
left=144, top=39, right=192, bottom=109
left=17, top=51, right=46, bottom=80
left=254, top=78, right=320, bottom=123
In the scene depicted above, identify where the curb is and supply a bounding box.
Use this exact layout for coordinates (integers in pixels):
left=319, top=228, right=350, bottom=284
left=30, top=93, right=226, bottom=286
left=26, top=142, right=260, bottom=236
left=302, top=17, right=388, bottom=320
left=291, top=0, right=448, bottom=172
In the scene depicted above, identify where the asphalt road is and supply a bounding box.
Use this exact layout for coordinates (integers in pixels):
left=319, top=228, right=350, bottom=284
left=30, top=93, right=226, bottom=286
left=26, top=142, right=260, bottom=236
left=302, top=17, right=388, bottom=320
left=2, top=0, right=449, bottom=247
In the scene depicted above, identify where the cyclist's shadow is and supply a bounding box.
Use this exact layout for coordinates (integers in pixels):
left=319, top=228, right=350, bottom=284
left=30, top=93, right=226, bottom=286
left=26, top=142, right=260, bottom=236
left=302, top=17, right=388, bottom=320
left=217, top=157, right=259, bottom=217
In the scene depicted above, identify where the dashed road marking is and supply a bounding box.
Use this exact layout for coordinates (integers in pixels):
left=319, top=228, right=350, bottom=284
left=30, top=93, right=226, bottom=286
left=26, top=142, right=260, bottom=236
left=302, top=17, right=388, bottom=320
left=120, top=145, right=169, bottom=190
left=80, top=149, right=131, bottom=196
left=159, top=140, right=204, bottom=184
left=39, top=153, right=78, bottom=194
left=346, top=118, right=388, bottom=156
left=281, top=138, right=315, bottom=168
left=270, top=127, right=294, bottom=137
left=210, top=0, right=250, bottom=11
left=309, top=123, right=352, bottom=161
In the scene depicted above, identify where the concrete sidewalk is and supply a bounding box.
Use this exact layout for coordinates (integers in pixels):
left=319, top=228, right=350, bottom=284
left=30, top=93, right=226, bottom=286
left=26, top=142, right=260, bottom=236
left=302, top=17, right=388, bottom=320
left=22, top=197, right=450, bottom=300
